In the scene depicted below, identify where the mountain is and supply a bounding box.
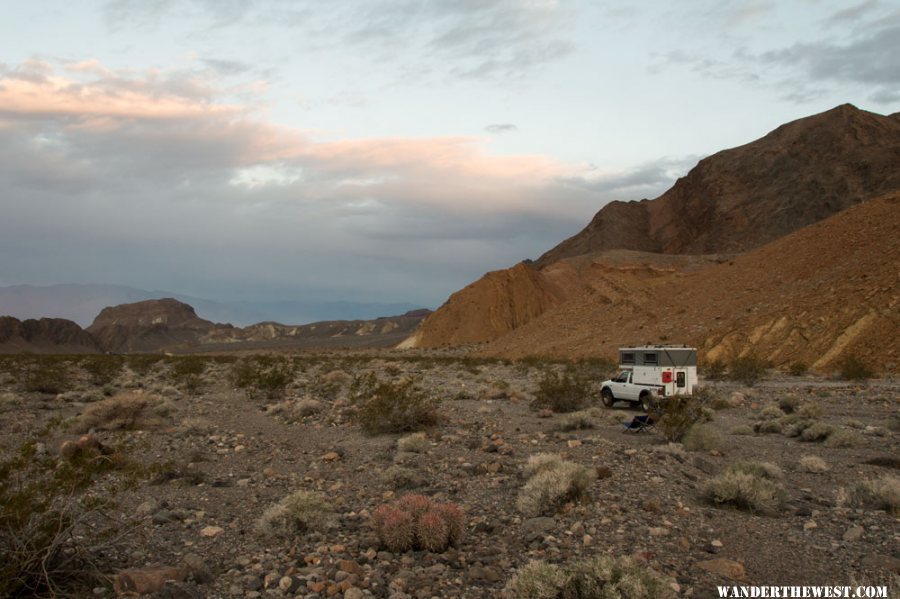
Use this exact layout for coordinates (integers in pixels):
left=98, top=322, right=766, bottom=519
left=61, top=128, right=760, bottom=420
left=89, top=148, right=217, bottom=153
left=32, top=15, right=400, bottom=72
left=0, top=316, right=98, bottom=354
left=0, top=284, right=424, bottom=327
left=538, top=104, right=900, bottom=265
left=404, top=105, right=900, bottom=371
left=485, top=193, right=900, bottom=371
left=82, top=299, right=430, bottom=353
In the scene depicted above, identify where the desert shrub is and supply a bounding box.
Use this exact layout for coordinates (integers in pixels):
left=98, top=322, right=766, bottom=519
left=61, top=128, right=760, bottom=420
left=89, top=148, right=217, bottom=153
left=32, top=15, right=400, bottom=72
left=255, top=490, right=334, bottom=538
left=397, top=432, right=429, bottom=453
left=23, top=357, right=72, bottom=394
left=517, top=457, right=595, bottom=517
left=71, top=392, right=160, bottom=433
left=848, top=476, right=900, bottom=515
left=79, top=355, right=125, bottom=387
left=166, top=356, right=210, bottom=392
left=754, top=419, right=784, bottom=434
left=778, top=396, right=800, bottom=414
left=503, top=555, right=676, bottom=599
left=799, top=455, right=829, bottom=473
left=800, top=422, right=835, bottom=442
left=230, top=356, right=295, bottom=399
left=558, top=409, right=602, bottom=431
left=356, top=375, right=440, bottom=435
left=834, top=426, right=867, bottom=445
left=838, top=355, right=873, bottom=380
left=0, top=437, right=128, bottom=597
left=704, top=359, right=726, bottom=381
left=530, top=368, right=592, bottom=413
left=795, top=402, right=823, bottom=419
left=703, top=461, right=785, bottom=515
left=123, top=354, right=162, bottom=375
left=788, top=362, right=808, bottom=376
left=523, top=453, right=566, bottom=477
left=683, top=424, right=724, bottom=452
left=778, top=415, right=815, bottom=438
left=380, top=466, right=425, bottom=490
left=371, top=494, right=464, bottom=552
left=657, top=395, right=706, bottom=442
left=760, top=405, right=786, bottom=420
left=730, top=425, right=754, bottom=436
left=728, top=354, right=769, bottom=386
left=268, top=397, right=323, bottom=423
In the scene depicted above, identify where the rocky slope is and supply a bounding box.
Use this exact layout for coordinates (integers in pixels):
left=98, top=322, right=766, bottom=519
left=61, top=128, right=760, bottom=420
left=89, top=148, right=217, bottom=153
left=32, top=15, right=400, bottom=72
left=405, top=105, right=900, bottom=370
left=538, top=104, right=900, bottom=265
left=484, top=193, right=900, bottom=372
left=0, top=316, right=99, bottom=353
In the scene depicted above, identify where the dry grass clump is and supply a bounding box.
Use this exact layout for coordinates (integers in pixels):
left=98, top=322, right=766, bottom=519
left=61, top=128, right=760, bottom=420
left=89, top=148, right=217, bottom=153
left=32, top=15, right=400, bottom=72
left=371, top=494, right=464, bottom=552
left=397, top=432, right=429, bottom=453
left=825, top=429, right=864, bottom=448
left=558, top=408, right=602, bottom=431
left=255, top=490, right=334, bottom=538
left=71, top=391, right=161, bottom=433
left=380, top=465, right=425, bottom=490
left=703, top=461, right=786, bottom=515
left=760, top=405, right=786, bottom=420
left=798, top=455, right=829, bottom=473
left=503, top=555, right=676, bottom=599
left=682, top=424, right=724, bottom=452
left=517, top=455, right=595, bottom=517
left=847, top=476, right=900, bottom=515
left=730, top=425, right=754, bottom=436
left=799, top=422, right=835, bottom=442
left=267, top=397, right=323, bottom=423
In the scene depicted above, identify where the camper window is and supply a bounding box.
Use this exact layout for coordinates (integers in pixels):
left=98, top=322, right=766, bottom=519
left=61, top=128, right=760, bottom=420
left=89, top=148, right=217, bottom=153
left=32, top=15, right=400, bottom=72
left=644, top=352, right=658, bottom=365
left=622, top=353, right=635, bottom=364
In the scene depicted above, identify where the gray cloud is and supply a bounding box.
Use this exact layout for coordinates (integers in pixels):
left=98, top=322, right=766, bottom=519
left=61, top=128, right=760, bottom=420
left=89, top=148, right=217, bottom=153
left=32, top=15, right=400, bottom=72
left=485, top=123, right=518, bottom=134
left=559, top=156, right=699, bottom=200
left=102, top=0, right=574, bottom=82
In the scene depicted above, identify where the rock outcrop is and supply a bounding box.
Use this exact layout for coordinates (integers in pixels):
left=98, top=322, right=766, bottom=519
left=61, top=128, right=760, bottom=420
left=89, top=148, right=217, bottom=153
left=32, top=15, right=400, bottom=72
left=0, top=316, right=99, bottom=353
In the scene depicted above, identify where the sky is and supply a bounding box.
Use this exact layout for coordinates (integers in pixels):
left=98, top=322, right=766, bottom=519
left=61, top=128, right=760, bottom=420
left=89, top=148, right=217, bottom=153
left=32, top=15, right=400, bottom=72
left=1, top=0, right=898, bottom=312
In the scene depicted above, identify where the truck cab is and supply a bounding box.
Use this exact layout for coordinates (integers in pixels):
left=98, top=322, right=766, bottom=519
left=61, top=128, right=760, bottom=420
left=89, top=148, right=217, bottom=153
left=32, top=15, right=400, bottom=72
left=600, top=346, right=698, bottom=411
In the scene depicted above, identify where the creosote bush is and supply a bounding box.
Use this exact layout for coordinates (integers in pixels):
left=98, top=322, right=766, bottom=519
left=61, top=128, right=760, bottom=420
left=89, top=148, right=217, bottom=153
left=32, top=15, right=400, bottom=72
left=23, top=357, right=72, bottom=394
left=799, top=422, right=835, bottom=442
left=838, top=355, right=873, bottom=380
left=703, top=461, right=785, bottom=515
left=517, top=454, right=595, bottom=517
left=255, top=490, right=334, bottom=538
left=355, top=374, right=440, bottom=435
left=230, top=356, right=296, bottom=399
left=371, top=494, right=464, bottom=552
left=503, top=555, right=676, bottom=599
left=530, top=368, right=592, bottom=413
left=728, top=353, right=769, bottom=386
left=683, top=424, right=724, bottom=453
left=1, top=435, right=130, bottom=597
left=657, top=395, right=707, bottom=442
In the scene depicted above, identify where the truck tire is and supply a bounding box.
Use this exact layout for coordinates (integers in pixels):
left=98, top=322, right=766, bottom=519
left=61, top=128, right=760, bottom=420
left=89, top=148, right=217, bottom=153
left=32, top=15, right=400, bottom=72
left=601, top=388, right=614, bottom=408
left=640, top=392, right=655, bottom=413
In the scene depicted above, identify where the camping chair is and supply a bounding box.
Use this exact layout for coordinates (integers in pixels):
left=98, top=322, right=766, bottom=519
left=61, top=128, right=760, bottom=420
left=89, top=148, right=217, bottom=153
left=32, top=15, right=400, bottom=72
left=621, top=408, right=662, bottom=434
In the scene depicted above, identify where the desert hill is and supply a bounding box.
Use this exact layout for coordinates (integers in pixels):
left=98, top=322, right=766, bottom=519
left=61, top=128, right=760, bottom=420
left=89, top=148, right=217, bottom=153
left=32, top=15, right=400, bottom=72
left=0, top=316, right=98, bottom=354
left=538, top=104, right=900, bottom=265
left=0, top=298, right=430, bottom=354
left=483, top=193, right=900, bottom=371
left=404, top=105, right=900, bottom=370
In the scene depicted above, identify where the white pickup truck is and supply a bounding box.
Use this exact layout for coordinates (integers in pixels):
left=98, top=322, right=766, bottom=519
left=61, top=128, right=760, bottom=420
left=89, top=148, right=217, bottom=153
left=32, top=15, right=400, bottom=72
left=600, top=346, right=698, bottom=411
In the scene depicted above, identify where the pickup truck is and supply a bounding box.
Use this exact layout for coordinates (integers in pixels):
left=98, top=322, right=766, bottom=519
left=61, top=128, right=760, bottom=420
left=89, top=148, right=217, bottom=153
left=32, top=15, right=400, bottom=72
left=600, top=370, right=661, bottom=411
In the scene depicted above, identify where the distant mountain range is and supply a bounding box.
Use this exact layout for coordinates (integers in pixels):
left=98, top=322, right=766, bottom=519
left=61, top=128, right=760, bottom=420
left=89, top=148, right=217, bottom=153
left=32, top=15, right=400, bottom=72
left=0, top=284, right=424, bottom=327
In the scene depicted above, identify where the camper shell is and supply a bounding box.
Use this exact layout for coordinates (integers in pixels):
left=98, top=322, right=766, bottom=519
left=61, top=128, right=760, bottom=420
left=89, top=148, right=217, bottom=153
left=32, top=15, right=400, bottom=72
left=600, top=345, right=698, bottom=411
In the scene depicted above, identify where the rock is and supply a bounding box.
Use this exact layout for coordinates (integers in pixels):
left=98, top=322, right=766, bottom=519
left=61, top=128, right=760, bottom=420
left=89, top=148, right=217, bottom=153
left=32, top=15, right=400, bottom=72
left=803, top=520, right=817, bottom=531
left=135, top=499, right=159, bottom=517
left=344, top=589, right=365, bottom=599
left=113, top=567, right=188, bottom=595
left=843, top=525, right=864, bottom=542
left=200, top=526, right=224, bottom=537
left=696, top=558, right=745, bottom=580
left=567, top=439, right=582, bottom=448
left=323, top=451, right=341, bottom=462
left=537, top=409, right=553, bottom=418
left=861, top=553, right=900, bottom=574
left=522, top=517, right=556, bottom=534
left=710, top=539, right=723, bottom=548
left=729, top=392, right=746, bottom=407
left=182, top=553, right=212, bottom=583
left=648, top=527, right=669, bottom=536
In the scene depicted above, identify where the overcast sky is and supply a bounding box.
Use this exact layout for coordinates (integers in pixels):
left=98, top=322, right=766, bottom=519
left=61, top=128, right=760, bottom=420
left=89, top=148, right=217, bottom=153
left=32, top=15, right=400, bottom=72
left=1, top=0, right=898, bottom=310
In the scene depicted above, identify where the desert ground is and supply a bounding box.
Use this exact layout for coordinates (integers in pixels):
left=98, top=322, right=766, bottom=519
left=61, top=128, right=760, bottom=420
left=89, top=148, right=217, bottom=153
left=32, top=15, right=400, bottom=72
left=1, top=352, right=897, bottom=599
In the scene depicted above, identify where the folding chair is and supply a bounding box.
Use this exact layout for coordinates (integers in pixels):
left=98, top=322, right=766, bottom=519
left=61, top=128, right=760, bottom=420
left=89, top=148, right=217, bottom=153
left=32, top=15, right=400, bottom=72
left=622, top=413, right=656, bottom=434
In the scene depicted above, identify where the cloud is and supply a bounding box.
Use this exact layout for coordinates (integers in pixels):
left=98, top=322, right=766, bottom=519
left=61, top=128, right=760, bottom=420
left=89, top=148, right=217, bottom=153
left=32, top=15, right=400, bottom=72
left=102, top=0, right=574, bottom=82
left=485, top=123, right=518, bottom=134
left=560, top=156, right=699, bottom=200
left=0, top=58, right=601, bottom=305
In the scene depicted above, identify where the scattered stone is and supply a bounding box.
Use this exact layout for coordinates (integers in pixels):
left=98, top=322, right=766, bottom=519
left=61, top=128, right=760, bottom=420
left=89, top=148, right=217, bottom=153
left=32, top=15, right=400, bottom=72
left=696, top=558, right=746, bottom=580
left=200, top=526, right=224, bottom=538
left=843, top=525, right=864, bottom=542
left=113, top=567, right=188, bottom=595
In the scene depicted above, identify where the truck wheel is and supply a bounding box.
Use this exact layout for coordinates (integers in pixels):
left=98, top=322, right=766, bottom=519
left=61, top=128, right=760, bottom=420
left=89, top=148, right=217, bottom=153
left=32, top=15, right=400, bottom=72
left=640, top=392, right=655, bottom=412
left=601, top=388, right=614, bottom=408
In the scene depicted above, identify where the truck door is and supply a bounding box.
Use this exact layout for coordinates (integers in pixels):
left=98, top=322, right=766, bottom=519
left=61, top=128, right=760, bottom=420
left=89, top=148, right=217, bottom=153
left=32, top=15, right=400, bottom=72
left=675, top=370, right=687, bottom=394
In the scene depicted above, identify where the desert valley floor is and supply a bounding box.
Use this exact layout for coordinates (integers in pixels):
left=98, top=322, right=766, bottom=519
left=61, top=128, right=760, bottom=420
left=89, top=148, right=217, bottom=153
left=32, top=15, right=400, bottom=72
left=1, top=353, right=898, bottom=598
